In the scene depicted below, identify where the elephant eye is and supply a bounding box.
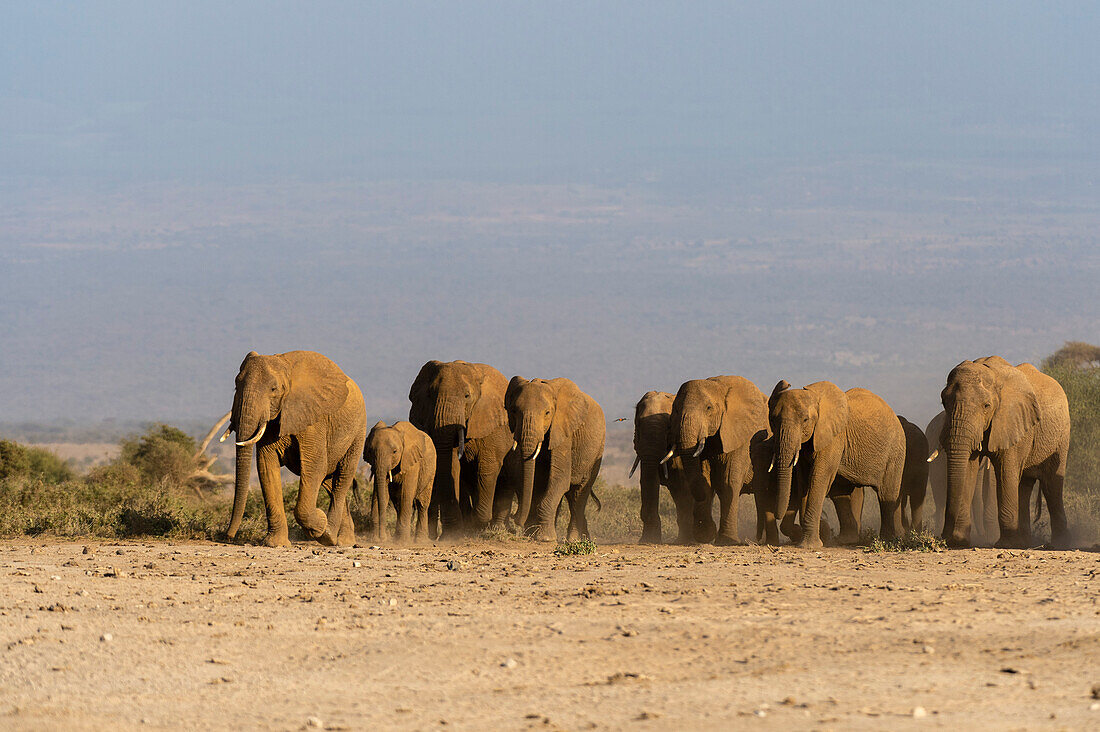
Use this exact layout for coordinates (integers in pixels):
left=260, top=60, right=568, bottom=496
left=984, top=401, right=992, bottom=408
left=271, top=385, right=277, bottom=392
left=465, top=392, right=471, bottom=399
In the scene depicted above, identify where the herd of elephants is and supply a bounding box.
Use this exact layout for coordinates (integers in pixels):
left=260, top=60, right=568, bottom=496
left=220, top=350, right=1073, bottom=552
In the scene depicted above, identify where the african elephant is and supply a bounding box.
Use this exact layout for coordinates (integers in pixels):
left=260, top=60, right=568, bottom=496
left=898, top=415, right=930, bottom=532
left=925, top=410, right=998, bottom=542
left=632, top=391, right=697, bottom=544
left=505, top=376, right=605, bottom=542
left=364, top=421, right=436, bottom=544
left=939, top=356, right=1070, bottom=549
left=224, top=351, right=367, bottom=547
left=767, top=380, right=904, bottom=549
left=409, top=360, right=518, bottom=538
left=664, top=376, right=770, bottom=546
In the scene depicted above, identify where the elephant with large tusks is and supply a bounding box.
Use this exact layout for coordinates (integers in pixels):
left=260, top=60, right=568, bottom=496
left=364, top=420, right=436, bottom=544
left=925, top=410, right=998, bottom=542
left=939, top=356, right=1071, bottom=549
left=505, top=376, right=605, bottom=542
left=224, top=351, right=367, bottom=547
left=766, top=380, right=905, bottom=548
left=632, top=391, right=700, bottom=545
left=665, top=376, right=770, bottom=546
left=408, top=360, right=518, bottom=538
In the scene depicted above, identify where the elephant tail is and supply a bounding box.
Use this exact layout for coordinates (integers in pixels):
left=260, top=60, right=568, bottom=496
left=351, top=477, right=362, bottom=506
left=1033, top=484, right=1043, bottom=525
left=590, top=487, right=602, bottom=515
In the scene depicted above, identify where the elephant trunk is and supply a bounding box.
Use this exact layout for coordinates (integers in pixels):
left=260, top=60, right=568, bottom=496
left=431, top=396, right=465, bottom=434
left=373, top=467, right=390, bottom=539
left=226, top=442, right=252, bottom=540
left=516, top=414, right=542, bottom=461
left=675, top=415, right=706, bottom=453
left=514, top=449, right=537, bottom=532
left=773, top=427, right=801, bottom=528
left=943, top=410, right=983, bottom=546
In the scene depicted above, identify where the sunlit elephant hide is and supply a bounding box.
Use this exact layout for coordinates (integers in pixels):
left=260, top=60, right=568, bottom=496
left=225, top=351, right=367, bottom=547
left=632, top=391, right=703, bottom=544
left=408, top=360, right=519, bottom=538
left=766, top=380, right=905, bottom=548
left=939, top=357, right=1071, bottom=548
left=364, top=420, right=436, bottom=544
left=505, top=376, right=605, bottom=542
left=665, top=376, right=770, bottom=545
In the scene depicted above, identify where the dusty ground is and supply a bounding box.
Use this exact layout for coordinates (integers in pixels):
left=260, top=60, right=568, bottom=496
left=0, top=540, right=1097, bottom=731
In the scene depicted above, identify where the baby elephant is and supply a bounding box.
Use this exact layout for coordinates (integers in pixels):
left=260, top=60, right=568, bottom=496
left=363, top=421, right=436, bottom=544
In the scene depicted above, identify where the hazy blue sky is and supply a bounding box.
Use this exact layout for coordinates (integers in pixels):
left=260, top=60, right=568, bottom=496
left=2, top=2, right=1099, bottom=430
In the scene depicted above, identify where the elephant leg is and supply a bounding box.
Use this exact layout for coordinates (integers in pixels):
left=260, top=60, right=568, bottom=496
left=713, top=460, right=745, bottom=546
left=427, top=501, right=440, bottom=541
left=798, top=460, right=839, bottom=549
left=256, top=446, right=290, bottom=547
left=876, top=458, right=905, bottom=541
left=394, top=468, right=419, bottom=544
left=908, top=472, right=928, bottom=533
left=563, top=489, right=579, bottom=541
left=1016, top=475, right=1036, bottom=548
left=414, top=498, right=430, bottom=543
left=324, top=450, right=358, bottom=547
left=293, top=448, right=332, bottom=545
left=470, top=456, right=502, bottom=531
left=669, top=482, right=695, bottom=545
left=638, top=461, right=663, bottom=544
left=337, top=498, right=356, bottom=546
left=693, top=490, right=717, bottom=544
left=1040, top=463, right=1070, bottom=549
left=533, top=458, right=571, bottom=542
left=832, top=484, right=862, bottom=545
left=490, top=483, right=514, bottom=531
left=573, top=468, right=597, bottom=541
left=980, top=464, right=999, bottom=541
left=993, top=457, right=1024, bottom=548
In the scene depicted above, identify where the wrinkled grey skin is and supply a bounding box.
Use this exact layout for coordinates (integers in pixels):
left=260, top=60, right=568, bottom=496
left=225, top=351, right=366, bottom=548
left=925, top=410, right=998, bottom=542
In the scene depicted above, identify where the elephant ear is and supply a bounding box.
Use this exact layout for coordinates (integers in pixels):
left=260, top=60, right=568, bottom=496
left=807, top=382, right=848, bottom=454
left=768, top=379, right=791, bottom=410
left=396, top=422, right=424, bottom=468
left=279, top=353, right=350, bottom=437
left=505, top=376, right=527, bottom=432
left=717, top=377, right=768, bottom=453
left=467, top=364, right=508, bottom=439
left=550, top=379, right=588, bottom=453
left=408, top=360, right=442, bottom=429
left=987, top=364, right=1041, bottom=452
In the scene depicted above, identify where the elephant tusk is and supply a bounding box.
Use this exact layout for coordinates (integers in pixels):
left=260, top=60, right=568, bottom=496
left=219, top=426, right=233, bottom=443
left=532, top=443, right=541, bottom=461
left=659, top=448, right=675, bottom=465
left=768, top=455, right=775, bottom=472
left=387, top=470, right=393, bottom=482
left=235, top=422, right=266, bottom=446
left=628, top=455, right=641, bottom=479
left=512, top=440, right=518, bottom=452
left=791, top=450, right=799, bottom=468
left=926, top=448, right=940, bottom=463
left=659, top=462, right=668, bottom=481
left=457, top=426, right=465, bottom=459
left=692, top=441, right=705, bottom=458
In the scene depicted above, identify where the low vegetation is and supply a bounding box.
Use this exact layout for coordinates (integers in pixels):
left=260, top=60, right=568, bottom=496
left=553, top=538, right=597, bottom=556
left=865, top=530, right=947, bottom=553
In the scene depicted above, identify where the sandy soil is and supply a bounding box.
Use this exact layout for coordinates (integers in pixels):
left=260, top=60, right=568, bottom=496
left=0, top=540, right=1097, bottom=731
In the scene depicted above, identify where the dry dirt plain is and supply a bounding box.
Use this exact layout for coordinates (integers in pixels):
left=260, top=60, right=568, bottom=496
left=0, top=540, right=1098, bottom=731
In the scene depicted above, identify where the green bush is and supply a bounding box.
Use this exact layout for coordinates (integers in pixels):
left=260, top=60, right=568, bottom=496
left=553, top=538, right=597, bottom=556
left=119, top=425, right=196, bottom=487
left=865, top=529, right=946, bottom=553
left=0, top=440, right=74, bottom=483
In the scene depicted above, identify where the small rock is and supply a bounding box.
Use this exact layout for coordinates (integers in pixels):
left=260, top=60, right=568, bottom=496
left=1090, top=702, right=1100, bottom=712
left=307, top=716, right=323, bottom=728
left=501, top=658, right=518, bottom=669
left=82, top=546, right=93, bottom=555
left=1091, top=684, right=1100, bottom=700
left=100, top=633, right=113, bottom=642
left=753, top=709, right=767, bottom=718
left=352, top=561, right=361, bottom=568
left=922, top=645, right=935, bottom=654
left=912, top=706, right=927, bottom=719
left=387, top=598, right=397, bottom=606
left=446, top=560, right=459, bottom=571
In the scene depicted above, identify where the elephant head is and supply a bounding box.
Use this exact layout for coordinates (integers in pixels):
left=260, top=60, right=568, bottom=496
left=767, top=380, right=848, bottom=525
left=364, top=420, right=406, bottom=494
left=225, top=351, right=350, bottom=541
left=408, top=360, right=508, bottom=522
left=939, top=356, right=1040, bottom=545
left=504, top=376, right=586, bottom=530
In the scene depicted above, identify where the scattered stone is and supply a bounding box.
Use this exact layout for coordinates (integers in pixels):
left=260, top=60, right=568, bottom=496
left=352, top=561, right=361, bottom=568
left=912, top=706, right=927, bottom=718
left=306, top=716, right=323, bottom=727
left=1091, top=684, right=1100, bottom=700
left=82, top=546, right=93, bottom=555
left=637, top=711, right=660, bottom=720
left=501, top=658, right=518, bottom=669
left=922, top=645, right=935, bottom=654
left=100, top=633, right=113, bottom=642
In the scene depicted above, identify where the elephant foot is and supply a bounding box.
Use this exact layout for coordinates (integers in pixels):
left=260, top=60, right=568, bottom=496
left=1049, top=530, right=1073, bottom=550
left=837, top=530, right=860, bottom=546
left=944, top=533, right=971, bottom=549
left=713, top=533, right=741, bottom=547
left=797, top=534, right=824, bottom=550
left=534, top=527, right=557, bottom=543
left=639, top=527, right=662, bottom=545
left=262, top=532, right=291, bottom=548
